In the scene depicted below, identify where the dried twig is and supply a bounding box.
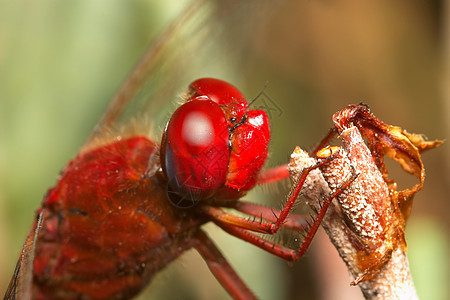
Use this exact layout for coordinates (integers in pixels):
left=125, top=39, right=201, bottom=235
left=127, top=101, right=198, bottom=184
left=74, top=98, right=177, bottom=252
left=287, top=104, right=442, bottom=299
left=289, top=146, right=417, bottom=299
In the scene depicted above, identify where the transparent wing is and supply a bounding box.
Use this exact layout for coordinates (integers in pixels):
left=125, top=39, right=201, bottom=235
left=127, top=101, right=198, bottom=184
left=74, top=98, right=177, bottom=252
left=4, top=211, right=44, bottom=300
left=86, top=0, right=282, bottom=144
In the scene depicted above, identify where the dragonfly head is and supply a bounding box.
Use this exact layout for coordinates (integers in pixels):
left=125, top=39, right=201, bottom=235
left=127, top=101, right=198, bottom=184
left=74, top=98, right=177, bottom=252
left=160, top=78, right=270, bottom=208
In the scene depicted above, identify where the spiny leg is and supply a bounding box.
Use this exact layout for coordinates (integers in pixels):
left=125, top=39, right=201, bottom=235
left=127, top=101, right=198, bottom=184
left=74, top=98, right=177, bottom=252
left=206, top=150, right=345, bottom=237
left=256, top=127, right=338, bottom=186
left=230, top=201, right=308, bottom=231
left=268, top=151, right=340, bottom=234
left=212, top=172, right=358, bottom=262
left=201, top=201, right=308, bottom=234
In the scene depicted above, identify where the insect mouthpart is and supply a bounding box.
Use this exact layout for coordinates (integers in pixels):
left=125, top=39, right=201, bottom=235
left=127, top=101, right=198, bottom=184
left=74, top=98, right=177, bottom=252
left=230, top=115, right=247, bottom=133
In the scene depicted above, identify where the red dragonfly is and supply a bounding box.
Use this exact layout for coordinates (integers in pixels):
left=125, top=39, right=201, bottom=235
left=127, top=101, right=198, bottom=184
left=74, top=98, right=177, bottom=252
left=3, top=2, right=353, bottom=300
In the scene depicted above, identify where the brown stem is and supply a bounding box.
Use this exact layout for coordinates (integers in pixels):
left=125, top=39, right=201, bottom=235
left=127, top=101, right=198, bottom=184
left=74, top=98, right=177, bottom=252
left=288, top=146, right=418, bottom=300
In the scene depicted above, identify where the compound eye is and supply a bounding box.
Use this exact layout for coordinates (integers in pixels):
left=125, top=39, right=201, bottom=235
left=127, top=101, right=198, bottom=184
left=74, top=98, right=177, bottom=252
left=188, top=78, right=248, bottom=128
left=161, top=99, right=229, bottom=204
left=189, top=78, right=246, bottom=106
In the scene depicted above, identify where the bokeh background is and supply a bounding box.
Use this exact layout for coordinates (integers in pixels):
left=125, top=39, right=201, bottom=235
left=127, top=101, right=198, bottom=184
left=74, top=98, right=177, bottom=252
left=0, top=1, right=448, bottom=299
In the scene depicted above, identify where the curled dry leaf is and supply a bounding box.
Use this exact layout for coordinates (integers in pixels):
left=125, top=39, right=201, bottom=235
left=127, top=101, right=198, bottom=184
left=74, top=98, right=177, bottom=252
left=289, top=104, right=442, bottom=299
left=333, top=104, right=443, bottom=220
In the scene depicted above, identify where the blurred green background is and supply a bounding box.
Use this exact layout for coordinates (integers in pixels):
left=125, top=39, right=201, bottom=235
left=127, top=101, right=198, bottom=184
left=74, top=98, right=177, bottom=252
left=0, top=1, right=448, bottom=299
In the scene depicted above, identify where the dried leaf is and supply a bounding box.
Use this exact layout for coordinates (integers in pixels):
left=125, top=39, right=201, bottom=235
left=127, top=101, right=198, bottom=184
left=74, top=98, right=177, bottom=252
left=332, top=104, right=442, bottom=220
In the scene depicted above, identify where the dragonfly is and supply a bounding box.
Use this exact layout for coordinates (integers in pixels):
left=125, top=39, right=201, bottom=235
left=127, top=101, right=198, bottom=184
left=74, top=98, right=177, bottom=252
left=4, top=2, right=442, bottom=299
left=3, top=1, right=355, bottom=299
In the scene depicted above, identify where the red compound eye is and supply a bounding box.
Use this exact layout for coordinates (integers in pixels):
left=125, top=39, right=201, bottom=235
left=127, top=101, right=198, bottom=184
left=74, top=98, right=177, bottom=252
left=161, top=98, right=229, bottom=204
left=189, top=78, right=246, bottom=106
left=189, top=78, right=247, bottom=127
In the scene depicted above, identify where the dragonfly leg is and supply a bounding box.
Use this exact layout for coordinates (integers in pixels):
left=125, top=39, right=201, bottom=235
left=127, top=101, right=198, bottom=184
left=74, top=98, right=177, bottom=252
left=256, top=164, right=289, bottom=184
left=215, top=172, right=358, bottom=262
left=207, top=149, right=356, bottom=238
left=201, top=202, right=308, bottom=234
left=192, top=229, right=257, bottom=300
left=231, top=201, right=308, bottom=231
left=257, top=128, right=338, bottom=185
left=267, top=151, right=340, bottom=234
